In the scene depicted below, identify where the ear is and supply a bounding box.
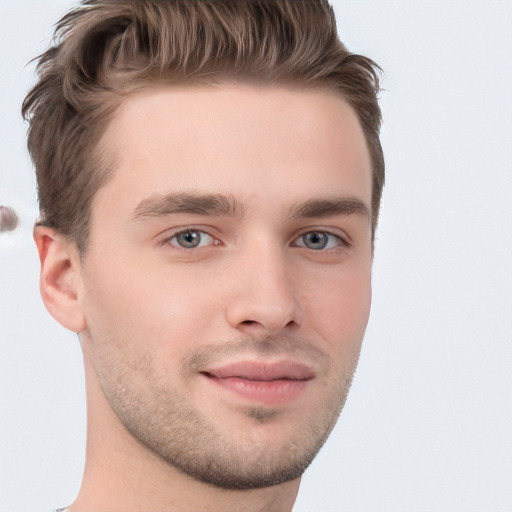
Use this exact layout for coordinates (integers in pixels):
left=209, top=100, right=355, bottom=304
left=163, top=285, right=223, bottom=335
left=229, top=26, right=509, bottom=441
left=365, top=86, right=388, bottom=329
left=34, top=226, right=86, bottom=333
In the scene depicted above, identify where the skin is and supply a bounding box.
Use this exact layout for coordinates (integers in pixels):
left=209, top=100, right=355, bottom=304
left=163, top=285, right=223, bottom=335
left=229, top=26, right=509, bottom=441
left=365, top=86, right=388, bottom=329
left=35, top=83, right=373, bottom=512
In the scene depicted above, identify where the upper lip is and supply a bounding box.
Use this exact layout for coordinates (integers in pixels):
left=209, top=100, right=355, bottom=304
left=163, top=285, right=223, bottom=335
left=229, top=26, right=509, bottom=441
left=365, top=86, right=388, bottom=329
left=201, top=360, right=315, bottom=381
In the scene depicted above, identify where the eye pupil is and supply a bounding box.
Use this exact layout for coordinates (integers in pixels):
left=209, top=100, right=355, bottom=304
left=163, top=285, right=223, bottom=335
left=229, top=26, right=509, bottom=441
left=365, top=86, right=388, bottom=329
left=304, top=232, right=328, bottom=250
left=177, top=230, right=201, bottom=248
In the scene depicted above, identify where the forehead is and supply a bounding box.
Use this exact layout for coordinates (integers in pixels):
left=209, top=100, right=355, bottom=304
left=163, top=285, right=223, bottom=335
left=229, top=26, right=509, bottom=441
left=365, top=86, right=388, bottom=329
left=94, top=82, right=372, bottom=218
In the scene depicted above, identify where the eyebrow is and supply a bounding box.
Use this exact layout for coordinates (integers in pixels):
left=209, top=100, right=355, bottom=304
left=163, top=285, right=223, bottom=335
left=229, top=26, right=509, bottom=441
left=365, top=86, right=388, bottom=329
left=287, top=196, right=370, bottom=221
left=131, top=191, right=369, bottom=223
left=131, top=192, right=244, bottom=221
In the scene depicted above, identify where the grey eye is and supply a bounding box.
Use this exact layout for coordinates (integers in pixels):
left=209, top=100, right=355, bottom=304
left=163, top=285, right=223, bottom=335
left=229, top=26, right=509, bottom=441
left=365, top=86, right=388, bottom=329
left=173, top=230, right=205, bottom=248
left=296, top=231, right=341, bottom=250
left=302, top=232, right=328, bottom=250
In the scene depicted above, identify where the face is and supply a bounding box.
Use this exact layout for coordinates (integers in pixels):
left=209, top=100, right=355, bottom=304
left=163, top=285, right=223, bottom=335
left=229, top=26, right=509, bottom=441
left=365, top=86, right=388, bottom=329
left=79, top=83, right=373, bottom=489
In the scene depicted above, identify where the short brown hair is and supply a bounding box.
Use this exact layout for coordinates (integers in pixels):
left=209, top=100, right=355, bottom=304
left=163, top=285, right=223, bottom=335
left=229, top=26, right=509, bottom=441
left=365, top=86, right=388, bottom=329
left=23, top=0, right=384, bottom=255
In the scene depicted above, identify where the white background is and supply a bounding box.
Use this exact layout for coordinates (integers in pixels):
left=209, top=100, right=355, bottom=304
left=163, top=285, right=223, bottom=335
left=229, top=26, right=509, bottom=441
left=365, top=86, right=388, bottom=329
left=1, top=1, right=511, bottom=511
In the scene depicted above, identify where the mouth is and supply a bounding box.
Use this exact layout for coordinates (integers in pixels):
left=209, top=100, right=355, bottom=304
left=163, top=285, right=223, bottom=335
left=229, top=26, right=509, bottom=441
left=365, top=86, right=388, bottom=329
left=200, top=360, right=315, bottom=406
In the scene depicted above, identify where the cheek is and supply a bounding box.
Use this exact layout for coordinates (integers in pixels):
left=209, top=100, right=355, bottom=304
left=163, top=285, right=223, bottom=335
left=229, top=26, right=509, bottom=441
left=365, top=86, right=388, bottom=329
left=304, top=265, right=372, bottom=358
left=82, top=254, right=221, bottom=358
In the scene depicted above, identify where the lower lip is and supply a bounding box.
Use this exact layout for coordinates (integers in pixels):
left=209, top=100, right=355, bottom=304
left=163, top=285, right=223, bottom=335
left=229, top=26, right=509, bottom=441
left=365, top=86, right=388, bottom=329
left=203, top=375, right=309, bottom=406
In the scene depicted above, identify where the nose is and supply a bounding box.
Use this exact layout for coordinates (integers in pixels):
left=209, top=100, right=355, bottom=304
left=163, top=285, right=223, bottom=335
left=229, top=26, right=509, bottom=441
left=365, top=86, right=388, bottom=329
left=225, top=241, right=303, bottom=337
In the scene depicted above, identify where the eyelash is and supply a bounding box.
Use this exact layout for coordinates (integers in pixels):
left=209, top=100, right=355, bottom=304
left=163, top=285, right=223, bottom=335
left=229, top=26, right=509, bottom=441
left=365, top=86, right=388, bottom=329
left=160, top=227, right=350, bottom=252
left=292, top=231, right=350, bottom=251
left=160, top=228, right=220, bottom=250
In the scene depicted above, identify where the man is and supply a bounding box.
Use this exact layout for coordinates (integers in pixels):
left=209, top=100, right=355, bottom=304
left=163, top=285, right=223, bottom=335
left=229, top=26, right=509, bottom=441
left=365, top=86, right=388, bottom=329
left=23, top=0, right=384, bottom=510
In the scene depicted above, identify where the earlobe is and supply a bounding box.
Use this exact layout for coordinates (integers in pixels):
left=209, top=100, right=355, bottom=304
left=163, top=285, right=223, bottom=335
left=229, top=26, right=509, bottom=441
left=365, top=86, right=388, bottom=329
left=34, top=226, right=86, bottom=334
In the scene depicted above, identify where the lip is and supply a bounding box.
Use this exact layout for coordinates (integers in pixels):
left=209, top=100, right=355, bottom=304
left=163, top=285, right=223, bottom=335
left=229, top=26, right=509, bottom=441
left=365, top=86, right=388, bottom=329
left=200, top=360, right=315, bottom=406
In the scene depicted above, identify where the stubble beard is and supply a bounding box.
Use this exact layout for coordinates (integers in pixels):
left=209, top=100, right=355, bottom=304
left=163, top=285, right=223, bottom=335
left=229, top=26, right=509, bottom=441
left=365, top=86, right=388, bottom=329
left=94, top=336, right=360, bottom=490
